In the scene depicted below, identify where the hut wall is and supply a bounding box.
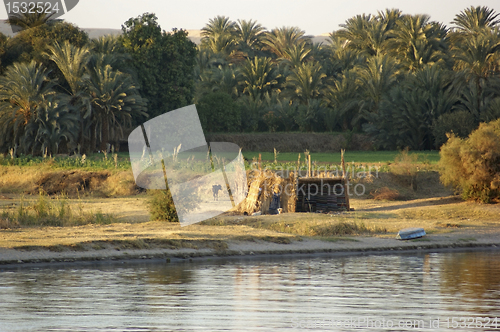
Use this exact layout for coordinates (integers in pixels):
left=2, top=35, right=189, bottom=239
left=295, top=177, right=349, bottom=212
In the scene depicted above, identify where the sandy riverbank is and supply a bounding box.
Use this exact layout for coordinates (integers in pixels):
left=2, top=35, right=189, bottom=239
left=1, top=227, right=500, bottom=267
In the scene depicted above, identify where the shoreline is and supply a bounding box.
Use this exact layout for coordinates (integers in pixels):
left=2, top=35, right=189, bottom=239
left=2, top=229, right=500, bottom=268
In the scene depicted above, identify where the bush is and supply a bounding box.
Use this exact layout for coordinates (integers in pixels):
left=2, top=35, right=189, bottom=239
left=147, top=185, right=200, bottom=222
left=391, top=148, right=419, bottom=191
left=147, top=189, right=180, bottom=222
left=439, top=118, right=500, bottom=202
left=432, top=110, right=477, bottom=148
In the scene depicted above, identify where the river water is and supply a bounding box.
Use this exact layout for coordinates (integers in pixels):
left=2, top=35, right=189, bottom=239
left=1, top=250, right=500, bottom=331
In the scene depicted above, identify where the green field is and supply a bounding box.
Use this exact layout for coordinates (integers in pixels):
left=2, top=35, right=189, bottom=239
left=242, top=151, right=440, bottom=164
left=0, top=150, right=440, bottom=176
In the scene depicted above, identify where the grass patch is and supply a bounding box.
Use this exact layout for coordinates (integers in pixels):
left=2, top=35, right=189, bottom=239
left=228, top=213, right=388, bottom=237
left=313, top=221, right=387, bottom=236
left=0, top=153, right=132, bottom=170
left=0, top=192, right=116, bottom=227
left=242, top=151, right=440, bottom=164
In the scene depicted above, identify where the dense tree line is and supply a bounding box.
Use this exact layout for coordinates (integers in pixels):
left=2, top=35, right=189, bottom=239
left=0, top=13, right=196, bottom=156
left=194, top=6, right=500, bottom=150
left=1, top=7, right=499, bottom=155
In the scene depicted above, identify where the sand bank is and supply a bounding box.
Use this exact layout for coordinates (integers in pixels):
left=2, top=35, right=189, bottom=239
left=1, top=228, right=499, bottom=267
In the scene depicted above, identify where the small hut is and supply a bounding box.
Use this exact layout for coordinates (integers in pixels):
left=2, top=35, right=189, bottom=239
left=236, top=150, right=350, bottom=215
left=295, top=177, right=349, bottom=213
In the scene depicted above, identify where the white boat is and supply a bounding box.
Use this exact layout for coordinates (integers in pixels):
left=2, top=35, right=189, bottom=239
left=396, top=228, right=426, bottom=240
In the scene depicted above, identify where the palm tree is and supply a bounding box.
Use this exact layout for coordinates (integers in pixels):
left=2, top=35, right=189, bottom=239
left=264, top=93, right=298, bottom=131
left=90, top=35, right=133, bottom=74
left=240, top=57, right=280, bottom=100
left=23, top=100, right=79, bottom=156
left=201, top=16, right=237, bottom=57
left=0, top=61, right=55, bottom=154
left=263, top=27, right=311, bottom=59
left=45, top=41, right=90, bottom=95
left=452, top=6, right=500, bottom=34
left=86, top=61, right=147, bottom=152
left=337, top=14, right=390, bottom=56
left=365, top=64, right=458, bottom=150
left=194, top=46, right=227, bottom=76
left=234, top=19, right=266, bottom=59
left=280, top=44, right=312, bottom=67
left=202, top=16, right=236, bottom=39
left=325, top=33, right=364, bottom=78
left=357, top=54, right=400, bottom=113
left=452, top=28, right=500, bottom=80
left=6, top=12, right=56, bottom=32
left=204, top=33, right=237, bottom=58
left=45, top=41, right=91, bottom=153
left=238, top=95, right=266, bottom=131
left=197, top=65, right=242, bottom=98
left=209, top=65, right=242, bottom=97
left=324, top=69, right=362, bottom=130
left=377, top=8, right=404, bottom=31
left=388, top=15, right=449, bottom=71
left=295, top=98, right=328, bottom=132
left=286, top=62, right=326, bottom=104
left=452, top=27, right=500, bottom=120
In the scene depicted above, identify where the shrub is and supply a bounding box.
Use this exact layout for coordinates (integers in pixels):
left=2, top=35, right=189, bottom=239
left=432, top=110, right=477, bottom=148
left=439, top=118, right=500, bottom=202
left=147, top=185, right=200, bottom=222
left=147, top=189, right=180, bottom=222
left=391, top=148, right=419, bottom=191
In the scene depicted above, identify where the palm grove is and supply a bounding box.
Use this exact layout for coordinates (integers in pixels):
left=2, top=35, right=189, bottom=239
left=1, top=7, right=500, bottom=156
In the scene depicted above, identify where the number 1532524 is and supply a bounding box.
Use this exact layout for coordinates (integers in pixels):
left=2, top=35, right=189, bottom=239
left=5, top=2, right=61, bottom=15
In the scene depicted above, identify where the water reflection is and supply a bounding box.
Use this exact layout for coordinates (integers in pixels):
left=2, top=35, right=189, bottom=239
left=0, top=251, right=500, bottom=331
left=438, top=251, right=500, bottom=317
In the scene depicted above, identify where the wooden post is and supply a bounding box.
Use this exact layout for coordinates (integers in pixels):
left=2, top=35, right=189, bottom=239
left=308, top=154, right=311, bottom=178
left=341, top=149, right=350, bottom=211
left=297, top=154, right=301, bottom=175
left=258, top=153, right=262, bottom=171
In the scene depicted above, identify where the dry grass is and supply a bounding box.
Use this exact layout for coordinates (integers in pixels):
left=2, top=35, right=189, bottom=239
left=356, top=171, right=452, bottom=200
left=0, top=166, right=138, bottom=197
left=0, top=161, right=499, bottom=251
left=0, top=194, right=499, bottom=250
left=236, top=169, right=290, bottom=215
left=0, top=165, right=45, bottom=193
left=0, top=219, right=298, bottom=250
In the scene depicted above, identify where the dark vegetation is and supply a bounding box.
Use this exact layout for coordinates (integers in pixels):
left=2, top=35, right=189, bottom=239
left=1, top=7, right=500, bottom=158
left=194, top=7, right=500, bottom=151
left=0, top=13, right=195, bottom=156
